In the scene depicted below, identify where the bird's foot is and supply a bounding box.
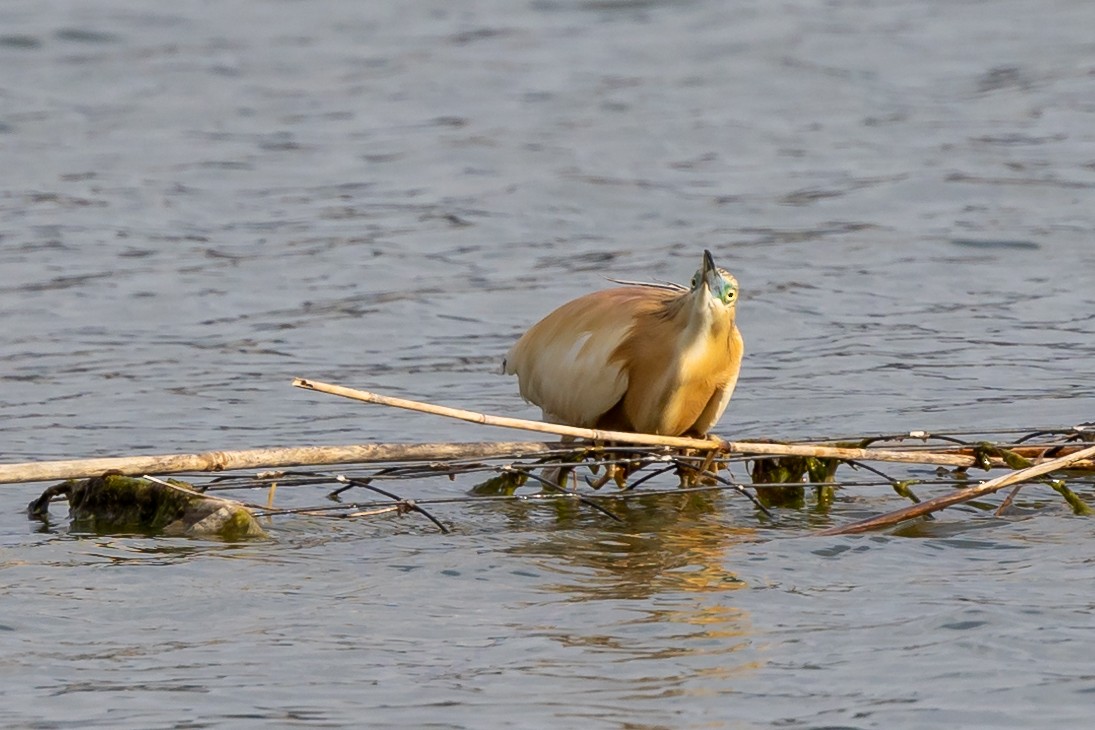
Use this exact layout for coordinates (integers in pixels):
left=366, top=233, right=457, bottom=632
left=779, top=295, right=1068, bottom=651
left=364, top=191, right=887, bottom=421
left=674, top=445, right=724, bottom=487
left=585, top=462, right=634, bottom=490
left=585, top=463, right=625, bottom=490
left=586, top=471, right=610, bottom=490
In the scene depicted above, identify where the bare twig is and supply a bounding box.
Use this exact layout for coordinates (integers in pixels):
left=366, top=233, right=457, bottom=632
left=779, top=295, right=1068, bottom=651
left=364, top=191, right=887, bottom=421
left=671, top=457, right=774, bottom=519
left=819, top=443, right=1095, bottom=536
left=333, top=474, right=449, bottom=534
left=518, top=468, right=625, bottom=522
left=994, top=485, right=1024, bottom=516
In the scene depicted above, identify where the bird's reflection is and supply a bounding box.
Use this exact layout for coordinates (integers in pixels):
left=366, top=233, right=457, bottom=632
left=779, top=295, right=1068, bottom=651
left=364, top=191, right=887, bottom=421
left=504, top=489, right=760, bottom=682
left=515, top=491, right=751, bottom=600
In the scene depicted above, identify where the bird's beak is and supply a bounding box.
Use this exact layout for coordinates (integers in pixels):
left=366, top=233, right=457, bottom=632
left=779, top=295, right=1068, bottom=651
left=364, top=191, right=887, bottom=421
left=700, top=249, right=721, bottom=294
left=698, top=250, right=733, bottom=303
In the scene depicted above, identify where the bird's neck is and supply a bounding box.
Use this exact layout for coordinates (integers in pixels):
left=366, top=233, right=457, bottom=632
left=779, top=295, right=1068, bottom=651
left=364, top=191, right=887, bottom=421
left=663, top=291, right=734, bottom=346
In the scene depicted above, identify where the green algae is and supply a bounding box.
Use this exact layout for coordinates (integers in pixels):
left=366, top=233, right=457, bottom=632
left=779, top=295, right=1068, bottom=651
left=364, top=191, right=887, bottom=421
left=28, top=473, right=266, bottom=539
left=750, top=456, right=840, bottom=509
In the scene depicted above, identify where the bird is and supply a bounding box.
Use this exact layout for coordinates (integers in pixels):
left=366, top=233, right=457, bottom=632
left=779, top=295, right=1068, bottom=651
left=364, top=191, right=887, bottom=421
left=503, top=250, right=743, bottom=443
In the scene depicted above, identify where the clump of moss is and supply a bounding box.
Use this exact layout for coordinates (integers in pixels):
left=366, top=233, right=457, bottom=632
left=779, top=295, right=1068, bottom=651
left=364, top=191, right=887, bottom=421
left=28, top=472, right=266, bottom=539
left=750, top=456, right=840, bottom=509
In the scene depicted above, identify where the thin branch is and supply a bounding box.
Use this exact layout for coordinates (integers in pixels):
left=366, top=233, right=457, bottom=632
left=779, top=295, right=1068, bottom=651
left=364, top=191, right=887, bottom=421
left=994, top=485, right=1024, bottom=516
left=614, top=464, right=677, bottom=491
left=845, top=460, right=924, bottom=505
left=671, top=457, right=774, bottom=519
left=518, top=469, right=625, bottom=522
left=818, top=443, right=1095, bottom=536
left=333, top=474, right=449, bottom=534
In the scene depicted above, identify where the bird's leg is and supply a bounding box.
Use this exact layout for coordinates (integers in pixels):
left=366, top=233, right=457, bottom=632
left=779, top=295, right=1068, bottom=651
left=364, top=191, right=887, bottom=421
left=579, top=443, right=643, bottom=490
left=586, top=462, right=632, bottom=490
left=675, top=449, right=698, bottom=487
left=675, top=449, right=719, bottom=487
left=613, top=459, right=637, bottom=489
left=696, top=448, right=719, bottom=483
left=541, top=435, right=580, bottom=491
left=675, top=433, right=729, bottom=487
left=583, top=441, right=614, bottom=489
left=588, top=449, right=641, bottom=490
left=586, top=470, right=611, bottom=490
left=542, top=464, right=575, bottom=491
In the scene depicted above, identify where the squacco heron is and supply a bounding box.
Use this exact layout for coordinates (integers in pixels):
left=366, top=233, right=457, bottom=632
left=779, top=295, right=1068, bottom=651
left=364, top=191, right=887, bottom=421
left=503, top=250, right=743, bottom=440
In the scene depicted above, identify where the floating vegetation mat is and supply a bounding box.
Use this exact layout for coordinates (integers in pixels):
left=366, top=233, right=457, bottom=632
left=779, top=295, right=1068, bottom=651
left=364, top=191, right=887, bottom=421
left=11, top=381, right=1095, bottom=537
left=24, top=425, right=1094, bottom=538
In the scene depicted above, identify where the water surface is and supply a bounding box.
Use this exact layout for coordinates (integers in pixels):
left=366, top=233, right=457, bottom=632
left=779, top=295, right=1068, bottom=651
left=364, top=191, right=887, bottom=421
left=2, top=1, right=1094, bottom=727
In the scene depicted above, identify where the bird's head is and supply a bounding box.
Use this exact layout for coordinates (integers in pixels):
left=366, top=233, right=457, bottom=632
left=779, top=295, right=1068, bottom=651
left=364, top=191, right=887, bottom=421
left=688, top=249, right=738, bottom=311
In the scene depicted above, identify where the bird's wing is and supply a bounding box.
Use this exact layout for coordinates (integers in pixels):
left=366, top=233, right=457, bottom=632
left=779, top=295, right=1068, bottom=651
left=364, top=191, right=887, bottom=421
left=504, top=288, right=671, bottom=428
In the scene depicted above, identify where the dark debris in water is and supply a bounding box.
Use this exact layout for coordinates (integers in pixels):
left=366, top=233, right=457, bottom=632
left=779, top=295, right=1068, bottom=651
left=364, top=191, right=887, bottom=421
left=0, top=34, right=42, bottom=49
left=55, top=28, right=122, bottom=44
left=976, top=65, right=1028, bottom=93
left=950, top=239, right=1040, bottom=251
left=536, top=250, right=621, bottom=272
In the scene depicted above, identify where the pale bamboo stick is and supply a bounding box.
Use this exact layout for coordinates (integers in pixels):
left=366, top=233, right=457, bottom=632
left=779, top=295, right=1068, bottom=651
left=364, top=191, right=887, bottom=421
left=0, top=441, right=557, bottom=485
left=2, top=378, right=1087, bottom=486
left=818, top=443, right=1095, bottom=536
left=293, top=378, right=721, bottom=449
left=291, top=378, right=1022, bottom=469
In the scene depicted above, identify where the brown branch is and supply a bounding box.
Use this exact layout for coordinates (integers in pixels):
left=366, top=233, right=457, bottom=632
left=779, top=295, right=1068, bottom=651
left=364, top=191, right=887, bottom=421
left=818, top=443, right=1095, bottom=536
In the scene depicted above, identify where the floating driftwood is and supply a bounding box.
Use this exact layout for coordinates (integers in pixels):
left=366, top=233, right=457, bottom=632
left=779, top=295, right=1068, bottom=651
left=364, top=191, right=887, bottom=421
left=819, top=442, right=1095, bottom=535
left=288, top=379, right=1095, bottom=532
left=1, top=379, right=1088, bottom=488
left=3, top=376, right=1093, bottom=537
left=27, top=473, right=265, bottom=539
left=0, top=441, right=561, bottom=485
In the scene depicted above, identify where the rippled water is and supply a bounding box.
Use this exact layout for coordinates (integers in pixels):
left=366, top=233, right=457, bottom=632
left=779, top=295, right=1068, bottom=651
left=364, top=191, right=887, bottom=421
left=3, top=1, right=1095, bottom=727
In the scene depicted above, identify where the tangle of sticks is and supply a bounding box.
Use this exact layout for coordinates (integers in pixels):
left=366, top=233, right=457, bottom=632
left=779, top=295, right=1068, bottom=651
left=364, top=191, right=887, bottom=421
left=6, top=375, right=1093, bottom=536
left=160, top=425, right=1095, bottom=535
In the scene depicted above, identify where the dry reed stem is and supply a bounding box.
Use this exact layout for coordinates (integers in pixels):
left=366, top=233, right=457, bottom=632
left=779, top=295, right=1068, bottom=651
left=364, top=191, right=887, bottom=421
left=292, top=378, right=1078, bottom=469
left=1, top=377, right=1088, bottom=487
left=818, top=443, right=1095, bottom=536
left=0, top=441, right=558, bottom=485
left=292, top=378, right=720, bottom=449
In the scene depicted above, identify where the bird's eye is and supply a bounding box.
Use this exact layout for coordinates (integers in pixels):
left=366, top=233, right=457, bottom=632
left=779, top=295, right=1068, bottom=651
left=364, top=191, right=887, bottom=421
left=691, top=273, right=701, bottom=289
left=722, top=287, right=737, bottom=304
